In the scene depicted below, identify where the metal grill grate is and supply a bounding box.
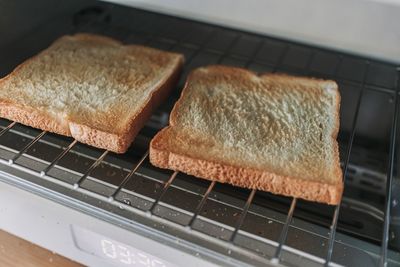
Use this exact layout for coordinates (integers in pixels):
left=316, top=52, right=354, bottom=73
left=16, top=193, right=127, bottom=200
left=0, top=2, right=399, bottom=266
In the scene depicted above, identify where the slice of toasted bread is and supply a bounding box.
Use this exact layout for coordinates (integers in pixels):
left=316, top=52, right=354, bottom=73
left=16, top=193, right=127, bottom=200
left=150, top=65, right=343, bottom=204
left=0, top=33, right=184, bottom=153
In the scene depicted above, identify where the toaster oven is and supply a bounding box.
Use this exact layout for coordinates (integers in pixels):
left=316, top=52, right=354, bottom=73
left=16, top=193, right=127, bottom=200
left=0, top=0, right=399, bottom=266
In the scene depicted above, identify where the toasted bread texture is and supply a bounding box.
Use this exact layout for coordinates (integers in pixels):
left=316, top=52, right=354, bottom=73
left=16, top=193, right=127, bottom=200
left=0, top=33, right=183, bottom=153
left=150, top=65, right=343, bottom=204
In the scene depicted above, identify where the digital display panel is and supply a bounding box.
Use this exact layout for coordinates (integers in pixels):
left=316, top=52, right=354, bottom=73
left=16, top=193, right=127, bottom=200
left=72, top=225, right=176, bottom=267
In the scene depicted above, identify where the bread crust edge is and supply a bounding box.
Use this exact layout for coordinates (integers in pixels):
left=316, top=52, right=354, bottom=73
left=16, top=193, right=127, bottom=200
left=150, top=127, right=343, bottom=205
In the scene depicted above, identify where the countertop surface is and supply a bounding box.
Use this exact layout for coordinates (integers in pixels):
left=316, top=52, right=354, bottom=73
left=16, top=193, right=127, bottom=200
left=0, top=229, right=81, bottom=267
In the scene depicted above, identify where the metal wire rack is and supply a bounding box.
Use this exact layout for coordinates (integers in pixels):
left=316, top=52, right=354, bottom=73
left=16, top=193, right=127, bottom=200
left=0, top=2, right=399, bottom=266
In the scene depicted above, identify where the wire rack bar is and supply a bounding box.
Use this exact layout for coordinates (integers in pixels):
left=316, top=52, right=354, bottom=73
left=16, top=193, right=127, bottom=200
left=74, top=150, right=109, bottom=188
left=142, top=22, right=186, bottom=48
left=9, top=130, right=47, bottom=164
left=148, top=171, right=178, bottom=214
left=272, top=197, right=297, bottom=263
left=303, top=49, right=317, bottom=76
left=331, top=55, right=344, bottom=79
left=40, top=139, right=78, bottom=176
left=379, top=73, right=399, bottom=267
left=324, top=62, right=370, bottom=267
left=0, top=121, right=16, bottom=137
left=243, top=39, right=265, bottom=68
left=109, top=150, right=149, bottom=200
left=187, top=180, right=216, bottom=228
left=216, top=35, right=242, bottom=64
left=150, top=24, right=217, bottom=69
left=272, top=44, right=290, bottom=73
left=229, top=188, right=257, bottom=242
left=267, top=46, right=317, bottom=264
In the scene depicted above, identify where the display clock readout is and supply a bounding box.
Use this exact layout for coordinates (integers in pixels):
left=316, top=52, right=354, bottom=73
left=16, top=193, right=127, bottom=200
left=72, top=226, right=175, bottom=267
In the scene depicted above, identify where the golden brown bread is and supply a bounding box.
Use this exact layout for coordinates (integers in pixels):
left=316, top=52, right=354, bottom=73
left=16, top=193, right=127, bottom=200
left=0, top=33, right=184, bottom=153
left=150, top=65, right=343, bottom=204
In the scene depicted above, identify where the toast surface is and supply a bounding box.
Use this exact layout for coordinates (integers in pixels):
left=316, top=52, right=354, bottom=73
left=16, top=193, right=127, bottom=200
left=0, top=33, right=183, bottom=153
left=150, top=65, right=343, bottom=204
